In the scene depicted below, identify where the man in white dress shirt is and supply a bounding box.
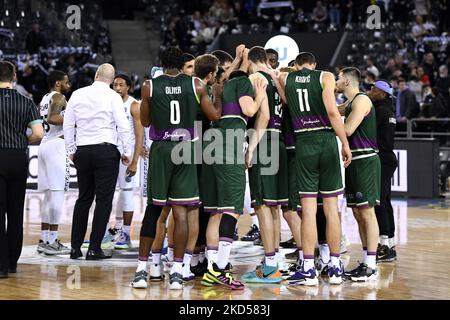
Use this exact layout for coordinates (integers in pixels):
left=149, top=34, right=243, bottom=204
left=63, top=64, right=132, bottom=260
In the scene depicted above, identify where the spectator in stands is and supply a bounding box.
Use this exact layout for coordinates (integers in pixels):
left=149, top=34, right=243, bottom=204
left=366, top=57, right=380, bottom=78
left=396, top=77, right=420, bottom=120
left=411, top=15, right=430, bottom=40
left=421, top=87, right=448, bottom=118
left=408, top=71, right=424, bottom=102
left=25, top=23, right=46, bottom=55
left=436, top=65, right=450, bottom=100
left=417, top=66, right=431, bottom=86
left=295, top=7, right=308, bottom=32
left=438, top=0, right=450, bottom=33
left=381, top=58, right=396, bottom=79
left=414, top=0, right=430, bottom=17
left=328, top=0, right=342, bottom=30
left=422, top=52, right=437, bottom=85
left=312, top=1, right=328, bottom=24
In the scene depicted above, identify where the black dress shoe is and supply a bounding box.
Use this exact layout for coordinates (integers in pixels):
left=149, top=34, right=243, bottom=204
left=8, top=266, right=17, bottom=273
left=86, top=249, right=111, bottom=260
left=0, top=270, right=8, bottom=279
left=70, top=248, right=83, bottom=259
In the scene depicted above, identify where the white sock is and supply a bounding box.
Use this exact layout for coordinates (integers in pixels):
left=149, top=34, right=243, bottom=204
left=388, top=237, right=395, bottom=248
left=217, top=240, right=233, bottom=269
left=171, top=261, right=183, bottom=275
left=115, top=218, right=124, bottom=230
left=251, top=214, right=259, bottom=228
left=199, top=250, right=206, bottom=263
left=330, top=255, right=340, bottom=268
left=366, top=253, right=377, bottom=269
left=183, top=251, right=193, bottom=268
left=207, top=247, right=218, bottom=267
left=265, top=252, right=277, bottom=267
left=48, top=231, right=58, bottom=244
left=319, top=243, right=330, bottom=263
left=41, top=230, right=49, bottom=243
left=137, top=259, right=147, bottom=272
left=191, top=253, right=199, bottom=267
left=123, top=225, right=131, bottom=235
left=363, top=249, right=368, bottom=262
left=303, top=258, right=315, bottom=271
left=275, top=248, right=281, bottom=266
left=298, top=248, right=304, bottom=262
left=379, top=235, right=389, bottom=246
left=167, top=246, right=174, bottom=262
left=152, top=251, right=161, bottom=265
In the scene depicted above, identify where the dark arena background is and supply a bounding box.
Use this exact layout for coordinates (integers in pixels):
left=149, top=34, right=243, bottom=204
left=0, top=0, right=450, bottom=307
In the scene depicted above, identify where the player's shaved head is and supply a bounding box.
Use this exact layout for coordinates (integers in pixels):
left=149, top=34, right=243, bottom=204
left=295, top=52, right=316, bottom=67
left=95, top=63, right=115, bottom=84
left=340, top=67, right=361, bottom=84
left=248, top=46, right=268, bottom=64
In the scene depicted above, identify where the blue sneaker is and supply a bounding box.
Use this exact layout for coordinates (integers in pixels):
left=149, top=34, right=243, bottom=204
left=328, top=261, right=344, bottom=285
left=286, top=267, right=319, bottom=286
left=115, top=230, right=131, bottom=249
left=241, top=263, right=283, bottom=284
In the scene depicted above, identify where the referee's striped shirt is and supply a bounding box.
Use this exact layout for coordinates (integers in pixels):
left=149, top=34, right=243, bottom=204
left=0, top=88, right=42, bottom=149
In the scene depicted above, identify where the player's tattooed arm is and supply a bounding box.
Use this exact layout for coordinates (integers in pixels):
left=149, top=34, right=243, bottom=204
left=322, top=71, right=351, bottom=168
left=128, top=101, right=144, bottom=177
left=195, top=77, right=222, bottom=121
left=140, top=80, right=152, bottom=127
left=47, top=93, right=66, bottom=125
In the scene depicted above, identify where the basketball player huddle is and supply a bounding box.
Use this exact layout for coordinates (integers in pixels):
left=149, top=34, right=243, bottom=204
left=36, top=44, right=384, bottom=292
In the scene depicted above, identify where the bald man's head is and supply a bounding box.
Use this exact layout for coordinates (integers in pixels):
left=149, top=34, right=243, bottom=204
left=95, top=63, right=115, bottom=84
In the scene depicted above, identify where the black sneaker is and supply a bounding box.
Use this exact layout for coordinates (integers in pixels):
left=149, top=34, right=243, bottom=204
left=253, top=237, right=263, bottom=246
left=241, top=224, right=260, bottom=242
left=224, top=262, right=233, bottom=273
left=280, top=237, right=296, bottom=249
left=281, top=261, right=302, bottom=278
left=377, top=244, right=397, bottom=263
left=169, top=272, right=183, bottom=290
left=130, top=270, right=148, bottom=289
left=191, top=262, right=205, bottom=277
left=285, top=249, right=299, bottom=260
left=349, top=263, right=378, bottom=282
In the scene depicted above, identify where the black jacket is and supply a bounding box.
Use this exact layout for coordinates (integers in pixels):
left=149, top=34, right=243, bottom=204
left=399, top=89, right=419, bottom=119
left=374, top=98, right=398, bottom=167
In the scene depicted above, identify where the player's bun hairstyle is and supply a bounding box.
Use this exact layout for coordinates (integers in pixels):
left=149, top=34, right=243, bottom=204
left=228, top=70, right=248, bottom=80
left=295, top=52, right=316, bottom=66
left=194, top=54, right=220, bottom=79
left=341, top=67, right=361, bottom=83
left=0, top=61, right=15, bottom=82
left=47, top=70, right=67, bottom=89
left=114, top=73, right=132, bottom=87
left=211, top=50, right=234, bottom=66
left=265, top=48, right=278, bottom=59
left=182, top=53, right=195, bottom=65
left=248, top=46, right=268, bottom=64
left=160, top=46, right=184, bottom=70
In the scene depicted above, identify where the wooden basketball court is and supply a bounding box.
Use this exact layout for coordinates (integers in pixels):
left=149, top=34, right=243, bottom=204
left=0, top=190, right=449, bottom=300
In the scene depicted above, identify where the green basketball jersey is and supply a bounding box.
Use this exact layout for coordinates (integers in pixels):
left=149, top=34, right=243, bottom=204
left=285, top=68, right=332, bottom=135
left=215, top=75, right=254, bottom=131
left=258, top=71, right=283, bottom=135
left=149, top=74, right=200, bottom=141
left=282, top=106, right=295, bottom=150
left=345, top=92, right=378, bottom=159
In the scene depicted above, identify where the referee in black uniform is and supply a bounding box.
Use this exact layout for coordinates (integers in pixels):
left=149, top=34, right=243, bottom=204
left=0, top=61, right=43, bottom=278
left=368, top=80, right=398, bottom=262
